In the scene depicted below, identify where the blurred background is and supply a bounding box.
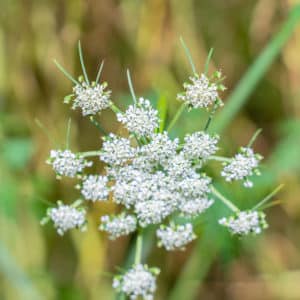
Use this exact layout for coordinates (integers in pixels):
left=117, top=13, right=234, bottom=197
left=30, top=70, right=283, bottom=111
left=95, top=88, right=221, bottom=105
left=1, top=0, right=300, bottom=299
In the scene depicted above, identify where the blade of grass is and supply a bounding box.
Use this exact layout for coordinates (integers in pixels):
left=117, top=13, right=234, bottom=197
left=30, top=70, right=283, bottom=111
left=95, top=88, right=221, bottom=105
left=210, top=5, right=300, bottom=133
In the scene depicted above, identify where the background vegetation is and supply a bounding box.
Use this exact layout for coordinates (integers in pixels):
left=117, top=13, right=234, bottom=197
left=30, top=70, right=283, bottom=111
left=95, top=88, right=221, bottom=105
left=1, top=1, right=300, bottom=299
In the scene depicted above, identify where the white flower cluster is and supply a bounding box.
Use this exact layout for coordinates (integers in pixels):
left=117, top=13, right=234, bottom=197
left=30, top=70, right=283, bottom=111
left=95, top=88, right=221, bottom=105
left=221, top=147, right=262, bottom=188
left=177, top=73, right=219, bottom=108
left=183, top=131, right=219, bottom=161
left=157, top=223, right=196, bottom=251
left=47, top=202, right=86, bottom=236
left=103, top=134, right=213, bottom=228
left=100, top=134, right=136, bottom=166
left=45, top=51, right=271, bottom=300
left=113, top=264, right=159, bottom=300
left=81, top=175, right=109, bottom=202
left=219, top=210, right=267, bottom=236
left=48, top=150, right=92, bottom=178
left=117, top=98, right=159, bottom=137
left=72, top=81, right=111, bottom=116
left=99, top=214, right=137, bottom=240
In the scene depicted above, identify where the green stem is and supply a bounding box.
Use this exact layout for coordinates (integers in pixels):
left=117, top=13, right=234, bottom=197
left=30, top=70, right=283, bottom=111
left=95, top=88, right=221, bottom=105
left=110, top=102, right=122, bottom=114
left=167, top=103, right=186, bottom=132
left=134, top=232, right=143, bottom=265
left=89, top=116, right=107, bottom=135
left=66, top=118, right=72, bottom=149
left=79, top=150, right=102, bottom=158
left=209, top=155, right=231, bottom=162
left=210, top=185, right=239, bottom=212
left=204, top=100, right=219, bottom=131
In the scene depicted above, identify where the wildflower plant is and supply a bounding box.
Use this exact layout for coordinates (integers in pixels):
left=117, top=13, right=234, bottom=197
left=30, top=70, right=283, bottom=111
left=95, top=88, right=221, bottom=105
left=41, top=40, right=282, bottom=300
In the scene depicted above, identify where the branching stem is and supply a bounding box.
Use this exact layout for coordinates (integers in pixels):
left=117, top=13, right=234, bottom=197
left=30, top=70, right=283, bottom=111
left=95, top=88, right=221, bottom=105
left=210, top=185, right=239, bottom=212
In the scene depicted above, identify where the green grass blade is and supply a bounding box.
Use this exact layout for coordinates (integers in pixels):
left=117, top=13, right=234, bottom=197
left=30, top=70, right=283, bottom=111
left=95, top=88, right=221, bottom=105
left=211, top=5, right=300, bottom=133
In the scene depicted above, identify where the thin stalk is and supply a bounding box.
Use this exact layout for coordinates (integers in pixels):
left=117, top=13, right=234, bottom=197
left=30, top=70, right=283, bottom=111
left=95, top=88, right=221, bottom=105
left=252, top=184, right=284, bottom=210
left=79, top=150, right=102, bottom=158
left=134, top=232, right=143, bottom=265
left=167, top=103, right=186, bottom=132
left=78, top=40, right=90, bottom=85
left=127, top=69, right=137, bottom=104
left=66, top=118, right=72, bottom=149
left=89, top=116, right=107, bottom=135
left=53, top=60, right=79, bottom=85
left=204, top=100, right=218, bottom=131
left=95, top=60, right=105, bottom=84
left=247, top=128, right=262, bottom=148
left=210, top=185, right=239, bottom=212
left=110, top=102, right=122, bottom=114
left=180, top=37, right=196, bottom=74
left=209, top=155, right=231, bottom=162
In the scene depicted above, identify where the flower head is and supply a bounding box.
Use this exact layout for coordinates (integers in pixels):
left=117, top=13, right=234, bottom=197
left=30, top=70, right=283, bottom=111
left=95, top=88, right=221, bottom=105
left=177, top=73, right=219, bottom=108
left=72, top=81, right=111, bottom=116
left=139, top=132, right=179, bottom=166
left=113, top=264, right=159, bottom=300
left=47, top=202, right=86, bottom=235
left=183, top=131, right=219, bottom=161
left=48, top=150, right=92, bottom=178
left=81, top=175, right=109, bottom=202
left=117, top=98, right=159, bottom=137
left=156, top=223, right=196, bottom=251
left=219, top=210, right=267, bottom=236
left=221, top=147, right=262, bottom=188
left=99, top=214, right=137, bottom=240
left=179, top=197, right=214, bottom=217
left=100, top=134, right=136, bottom=166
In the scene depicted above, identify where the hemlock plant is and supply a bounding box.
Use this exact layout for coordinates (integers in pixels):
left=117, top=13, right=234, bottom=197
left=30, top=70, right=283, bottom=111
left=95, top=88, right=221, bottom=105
left=41, top=41, right=281, bottom=300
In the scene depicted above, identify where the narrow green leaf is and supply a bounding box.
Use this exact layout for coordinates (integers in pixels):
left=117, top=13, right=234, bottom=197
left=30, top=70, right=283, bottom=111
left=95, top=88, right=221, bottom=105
left=126, top=69, right=137, bottom=104
left=78, top=40, right=90, bottom=85
left=180, top=37, right=196, bottom=74
left=96, top=60, right=105, bottom=84
left=211, top=5, right=300, bottom=133
left=53, top=59, right=78, bottom=85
